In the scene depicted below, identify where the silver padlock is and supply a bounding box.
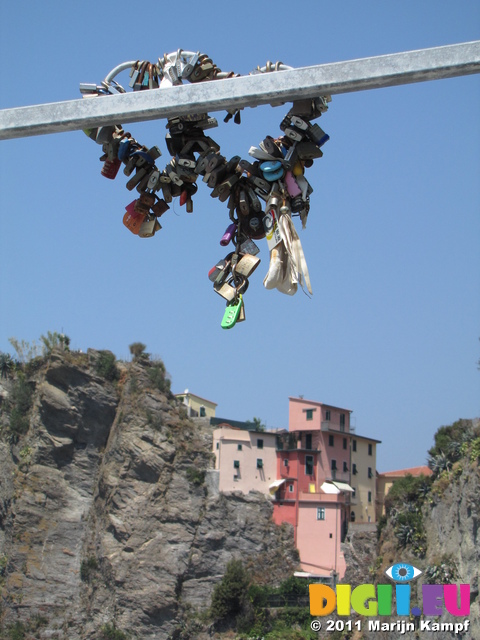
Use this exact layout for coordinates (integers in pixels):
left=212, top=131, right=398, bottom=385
left=138, top=217, right=158, bottom=238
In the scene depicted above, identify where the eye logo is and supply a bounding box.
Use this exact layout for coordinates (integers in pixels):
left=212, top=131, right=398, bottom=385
left=385, top=562, right=422, bottom=582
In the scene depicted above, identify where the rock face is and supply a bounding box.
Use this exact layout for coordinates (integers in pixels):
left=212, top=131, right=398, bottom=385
left=344, top=450, right=480, bottom=640
left=0, top=351, right=299, bottom=639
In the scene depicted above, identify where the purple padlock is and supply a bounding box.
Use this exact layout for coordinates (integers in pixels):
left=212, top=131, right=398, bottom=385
left=220, top=223, right=237, bottom=246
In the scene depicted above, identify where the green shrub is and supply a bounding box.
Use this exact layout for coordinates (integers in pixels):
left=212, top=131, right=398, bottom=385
left=185, top=467, right=205, bottom=486
left=210, top=559, right=250, bottom=621
left=100, top=623, right=128, bottom=639
left=9, top=409, right=30, bottom=437
left=147, top=362, right=171, bottom=393
left=95, top=351, right=119, bottom=381
left=5, top=621, right=26, bottom=640
left=80, top=556, right=98, bottom=582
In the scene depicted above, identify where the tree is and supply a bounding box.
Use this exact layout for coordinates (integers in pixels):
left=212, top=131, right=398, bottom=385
left=129, top=342, right=148, bottom=360
left=210, top=559, right=250, bottom=621
left=246, top=417, right=266, bottom=432
left=0, top=352, right=14, bottom=379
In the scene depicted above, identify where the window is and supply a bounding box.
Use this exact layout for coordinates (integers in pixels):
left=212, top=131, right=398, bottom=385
left=343, top=438, right=347, bottom=450
left=216, top=442, right=219, bottom=449
left=368, top=443, right=373, bottom=456
left=237, top=444, right=242, bottom=451
left=305, top=455, right=314, bottom=475
left=368, top=467, right=373, bottom=479
left=328, top=435, right=334, bottom=447
left=199, top=406, right=206, bottom=417
left=331, top=459, right=337, bottom=471
left=257, top=439, right=263, bottom=449
left=306, top=409, right=313, bottom=420
left=325, top=410, right=331, bottom=421
left=352, top=440, right=357, bottom=452
left=316, top=508, right=325, bottom=520
left=352, top=487, right=356, bottom=498
left=257, top=459, right=263, bottom=469
left=289, top=484, right=294, bottom=493
left=283, top=458, right=289, bottom=467
left=352, top=463, right=357, bottom=475
left=343, top=461, right=348, bottom=472
left=368, top=491, right=372, bottom=503
left=234, top=460, right=240, bottom=469
left=340, top=414, right=345, bottom=431
left=351, top=511, right=356, bottom=522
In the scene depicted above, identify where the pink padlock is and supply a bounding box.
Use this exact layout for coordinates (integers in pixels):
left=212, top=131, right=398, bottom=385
left=285, top=171, right=302, bottom=198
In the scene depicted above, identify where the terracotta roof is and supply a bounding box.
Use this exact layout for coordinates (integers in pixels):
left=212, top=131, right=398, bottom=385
left=378, top=466, right=432, bottom=478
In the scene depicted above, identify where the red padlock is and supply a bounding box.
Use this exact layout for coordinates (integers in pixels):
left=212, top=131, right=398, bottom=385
left=101, top=157, right=121, bottom=179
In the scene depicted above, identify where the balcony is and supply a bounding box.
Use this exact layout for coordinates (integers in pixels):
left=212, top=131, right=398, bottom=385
left=276, top=433, right=320, bottom=452
left=328, top=469, right=351, bottom=483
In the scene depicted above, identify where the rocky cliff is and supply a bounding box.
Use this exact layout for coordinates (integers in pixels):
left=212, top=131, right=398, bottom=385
left=344, top=420, right=480, bottom=640
left=0, top=350, right=299, bottom=639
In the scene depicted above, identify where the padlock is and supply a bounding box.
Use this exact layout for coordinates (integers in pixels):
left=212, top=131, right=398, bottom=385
left=133, top=199, right=150, bottom=216
left=260, top=136, right=283, bottom=158
left=137, top=192, right=155, bottom=208
left=126, top=168, right=148, bottom=191
left=123, top=203, right=146, bottom=235
left=285, top=171, right=302, bottom=198
left=239, top=238, right=260, bottom=256
left=290, top=116, right=309, bottom=131
left=284, top=127, right=305, bottom=142
left=151, top=199, right=169, bottom=217
left=296, top=140, right=323, bottom=161
left=208, top=254, right=232, bottom=284
left=307, top=123, right=329, bottom=147
left=220, top=223, right=237, bottom=246
left=138, top=217, right=157, bottom=238
left=101, top=157, right=121, bottom=179
left=221, top=295, right=243, bottom=329
left=147, top=170, right=161, bottom=191
left=234, top=254, right=261, bottom=278
left=238, top=190, right=249, bottom=216
left=260, top=160, right=284, bottom=182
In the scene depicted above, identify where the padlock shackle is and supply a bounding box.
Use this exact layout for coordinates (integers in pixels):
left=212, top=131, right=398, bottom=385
left=104, top=61, right=138, bottom=85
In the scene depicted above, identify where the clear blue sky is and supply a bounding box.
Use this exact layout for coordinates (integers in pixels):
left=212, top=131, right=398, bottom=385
left=0, top=1, right=478, bottom=472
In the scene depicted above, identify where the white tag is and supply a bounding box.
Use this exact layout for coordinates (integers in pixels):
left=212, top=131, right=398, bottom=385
left=263, top=209, right=282, bottom=251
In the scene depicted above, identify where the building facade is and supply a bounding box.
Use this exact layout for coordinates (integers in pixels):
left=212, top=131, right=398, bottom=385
left=175, top=390, right=217, bottom=418
left=211, top=397, right=381, bottom=582
left=212, top=425, right=278, bottom=494
left=350, top=434, right=381, bottom=524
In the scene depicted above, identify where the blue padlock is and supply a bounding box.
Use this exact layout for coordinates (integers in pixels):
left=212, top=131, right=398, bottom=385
left=260, top=160, right=284, bottom=182
left=118, top=138, right=132, bottom=162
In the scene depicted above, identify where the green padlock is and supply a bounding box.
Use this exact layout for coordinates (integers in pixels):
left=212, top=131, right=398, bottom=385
left=221, top=295, right=243, bottom=330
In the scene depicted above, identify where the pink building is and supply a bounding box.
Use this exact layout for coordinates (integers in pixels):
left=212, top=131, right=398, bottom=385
left=213, top=425, right=278, bottom=494
left=272, top=398, right=355, bottom=579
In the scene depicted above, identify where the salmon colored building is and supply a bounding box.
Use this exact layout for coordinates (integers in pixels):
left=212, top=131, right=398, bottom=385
left=272, top=398, right=356, bottom=580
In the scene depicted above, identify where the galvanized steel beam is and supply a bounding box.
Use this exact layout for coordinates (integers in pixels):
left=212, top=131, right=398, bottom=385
left=0, top=41, right=479, bottom=140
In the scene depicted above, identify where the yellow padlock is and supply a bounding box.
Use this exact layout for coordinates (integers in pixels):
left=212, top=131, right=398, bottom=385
left=293, top=162, right=304, bottom=177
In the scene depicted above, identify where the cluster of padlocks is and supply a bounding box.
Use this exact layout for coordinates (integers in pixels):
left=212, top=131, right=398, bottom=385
left=80, top=50, right=331, bottom=328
